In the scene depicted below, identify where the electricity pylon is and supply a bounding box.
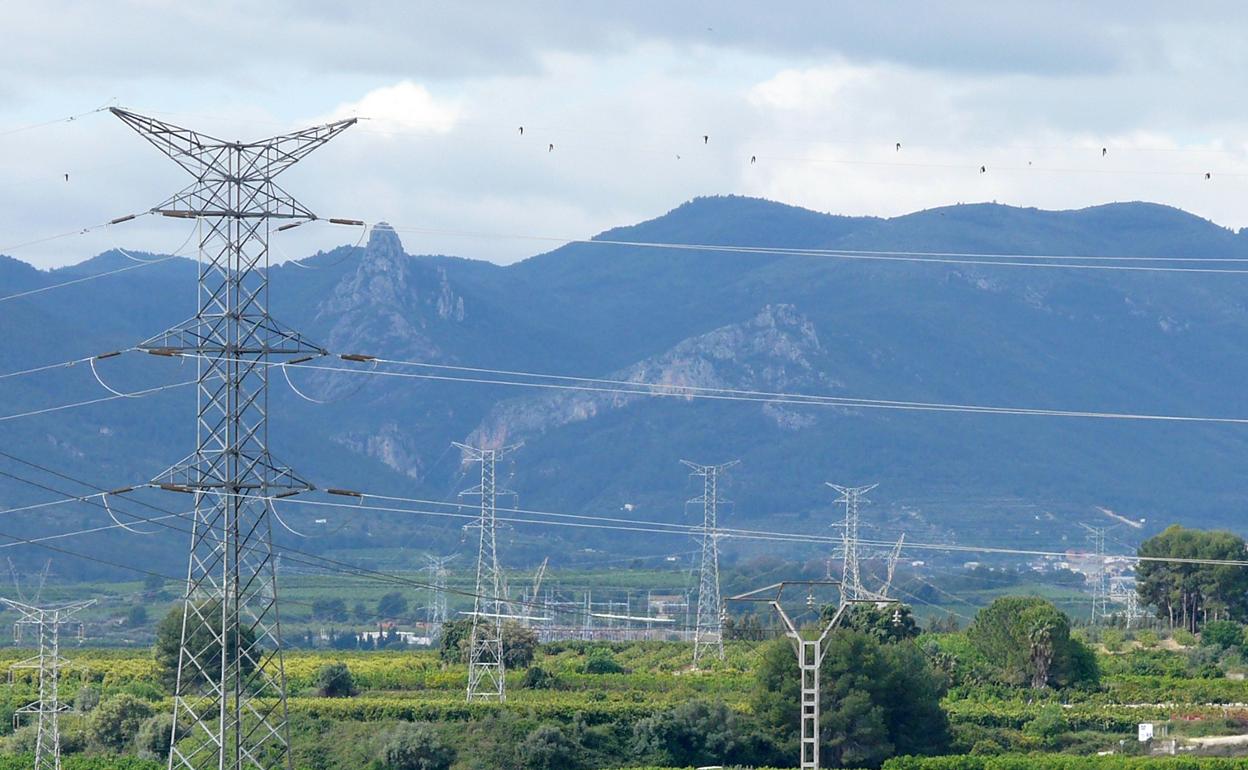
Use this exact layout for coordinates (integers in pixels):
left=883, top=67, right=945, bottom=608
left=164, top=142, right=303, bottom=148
left=455, top=442, right=520, bottom=702
left=827, top=483, right=878, bottom=603
left=3, top=598, right=95, bottom=770
left=112, top=108, right=355, bottom=770
left=424, top=554, right=457, bottom=637
left=1080, top=523, right=1110, bottom=623
left=682, top=459, right=738, bottom=667
left=729, top=582, right=892, bottom=770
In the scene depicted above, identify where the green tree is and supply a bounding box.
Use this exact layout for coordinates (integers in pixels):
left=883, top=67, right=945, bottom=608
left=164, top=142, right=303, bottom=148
left=1137, top=526, right=1248, bottom=632
left=966, top=596, right=1098, bottom=689
left=1201, top=619, right=1244, bottom=649
left=136, top=712, right=181, bottom=760
left=73, top=685, right=100, bottom=713
left=437, top=618, right=536, bottom=668
left=437, top=618, right=471, bottom=664
left=126, top=604, right=148, bottom=628
left=752, top=631, right=948, bottom=768
left=153, top=602, right=256, bottom=691
left=378, top=722, right=454, bottom=770
left=88, top=694, right=154, bottom=752
left=314, top=662, right=358, bottom=697
left=834, top=603, right=920, bottom=643
left=582, top=648, right=625, bottom=674
left=517, top=724, right=582, bottom=770
left=633, top=699, right=766, bottom=767
left=312, top=598, right=349, bottom=623
left=377, top=592, right=408, bottom=619
left=502, top=622, right=538, bottom=669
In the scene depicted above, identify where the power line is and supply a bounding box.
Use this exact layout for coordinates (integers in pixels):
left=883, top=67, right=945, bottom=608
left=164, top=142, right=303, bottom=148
left=0, top=104, right=112, bottom=139
left=189, top=352, right=1248, bottom=426
left=383, top=223, right=1248, bottom=275
left=0, top=379, right=193, bottom=423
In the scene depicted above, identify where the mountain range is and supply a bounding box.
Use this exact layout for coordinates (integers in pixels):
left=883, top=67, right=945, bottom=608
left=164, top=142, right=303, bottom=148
left=3, top=195, right=1248, bottom=576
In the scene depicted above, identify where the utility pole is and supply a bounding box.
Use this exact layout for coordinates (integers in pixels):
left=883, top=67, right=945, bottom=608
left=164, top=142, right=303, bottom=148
left=1080, top=523, right=1109, bottom=623
left=112, top=108, right=355, bottom=770
left=827, top=483, right=878, bottom=603
left=729, top=582, right=894, bottom=770
left=3, top=598, right=95, bottom=770
left=455, top=442, right=520, bottom=702
left=682, top=459, right=739, bottom=667
left=424, top=554, right=457, bottom=639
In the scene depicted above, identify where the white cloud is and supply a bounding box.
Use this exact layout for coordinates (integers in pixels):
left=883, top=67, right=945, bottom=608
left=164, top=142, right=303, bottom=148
left=322, top=81, right=461, bottom=134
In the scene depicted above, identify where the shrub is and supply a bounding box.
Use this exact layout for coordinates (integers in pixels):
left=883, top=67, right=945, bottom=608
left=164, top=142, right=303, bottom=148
left=582, top=650, right=625, bottom=675
left=378, top=722, right=454, bottom=770
left=1173, top=629, right=1197, bottom=647
left=88, top=694, right=155, bottom=752
left=1100, top=628, right=1125, bottom=652
left=1201, top=620, right=1244, bottom=650
left=516, top=724, right=582, bottom=770
left=376, top=592, right=408, bottom=619
left=520, top=666, right=559, bottom=690
left=314, top=662, right=358, bottom=698
left=74, top=685, right=100, bottom=713
left=136, top=713, right=178, bottom=760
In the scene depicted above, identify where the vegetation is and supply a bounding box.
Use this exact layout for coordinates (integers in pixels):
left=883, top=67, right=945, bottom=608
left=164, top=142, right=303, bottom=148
left=965, top=597, right=1098, bottom=689
left=1136, top=526, right=1248, bottom=632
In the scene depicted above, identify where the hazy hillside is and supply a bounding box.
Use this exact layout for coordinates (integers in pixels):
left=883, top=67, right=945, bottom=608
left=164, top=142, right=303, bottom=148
left=4, top=195, right=1248, bottom=575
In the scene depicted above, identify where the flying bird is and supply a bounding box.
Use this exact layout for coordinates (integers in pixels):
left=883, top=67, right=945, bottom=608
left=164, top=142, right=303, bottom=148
left=518, top=126, right=523, bottom=135
left=979, top=165, right=986, bottom=173
left=703, top=135, right=709, bottom=144
left=895, top=142, right=901, bottom=152
left=1102, top=147, right=1107, bottom=157
left=548, top=143, right=554, bottom=152
left=64, top=173, right=69, bottom=182
left=1205, top=172, right=1212, bottom=179
left=750, top=155, right=756, bottom=164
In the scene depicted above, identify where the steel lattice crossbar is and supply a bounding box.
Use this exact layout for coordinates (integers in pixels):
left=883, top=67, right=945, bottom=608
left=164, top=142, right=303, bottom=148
left=112, top=108, right=353, bottom=770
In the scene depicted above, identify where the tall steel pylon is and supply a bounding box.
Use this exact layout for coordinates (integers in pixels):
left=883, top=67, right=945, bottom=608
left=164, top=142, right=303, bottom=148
left=1080, top=523, right=1110, bottom=623
left=682, top=459, right=738, bottom=667
left=112, top=108, right=355, bottom=770
left=3, top=598, right=95, bottom=770
left=455, top=442, right=520, bottom=702
left=826, top=483, right=878, bottom=603
left=424, top=554, right=457, bottom=638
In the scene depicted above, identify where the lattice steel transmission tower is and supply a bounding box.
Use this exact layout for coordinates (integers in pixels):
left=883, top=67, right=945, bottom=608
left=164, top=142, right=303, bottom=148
left=682, top=459, right=739, bottom=667
left=112, top=108, right=355, bottom=770
left=455, top=442, right=520, bottom=702
left=3, top=598, right=95, bottom=770
left=1081, top=523, right=1110, bottom=623
left=424, top=554, right=457, bottom=638
left=827, top=483, right=878, bottom=603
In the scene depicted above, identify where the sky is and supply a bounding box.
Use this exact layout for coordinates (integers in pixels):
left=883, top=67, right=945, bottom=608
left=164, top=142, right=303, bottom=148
left=5, top=1, right=1248, bottom=268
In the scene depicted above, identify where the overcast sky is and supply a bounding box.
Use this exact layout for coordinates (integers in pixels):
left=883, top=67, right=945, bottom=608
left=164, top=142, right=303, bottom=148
left=5, top=1, right=1248, bottom=268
